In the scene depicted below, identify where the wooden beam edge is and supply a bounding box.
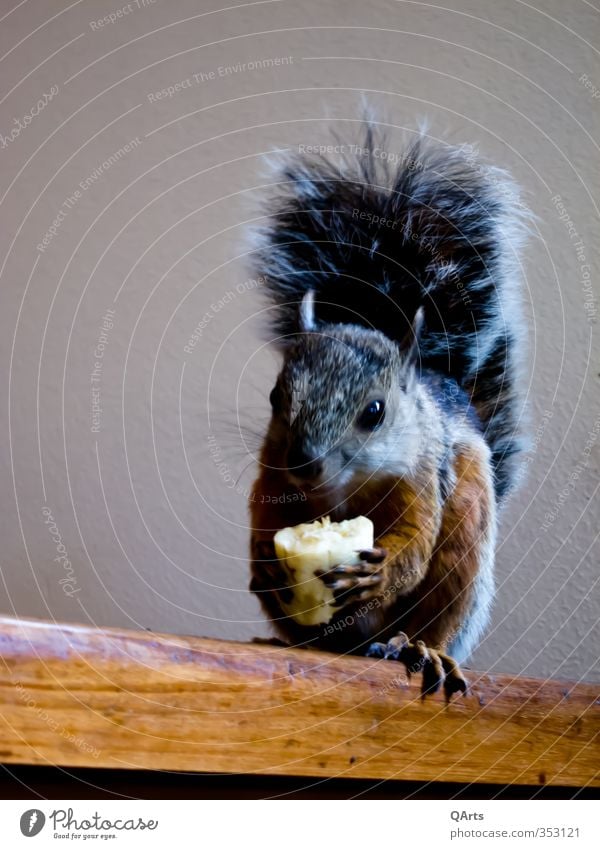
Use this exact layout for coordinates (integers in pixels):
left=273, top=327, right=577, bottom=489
left=0, top=615, right=598, bottom=786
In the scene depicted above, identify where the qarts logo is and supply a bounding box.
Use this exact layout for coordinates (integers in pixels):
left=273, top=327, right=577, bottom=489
left=19, top=809, right=46, bottom=837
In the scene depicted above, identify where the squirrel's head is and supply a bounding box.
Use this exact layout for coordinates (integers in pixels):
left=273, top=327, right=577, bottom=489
left=268, top=292, right=426, bottom=496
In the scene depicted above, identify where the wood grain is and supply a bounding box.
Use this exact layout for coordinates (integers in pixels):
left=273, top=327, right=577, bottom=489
left=0, top=615, right=598, bottom=786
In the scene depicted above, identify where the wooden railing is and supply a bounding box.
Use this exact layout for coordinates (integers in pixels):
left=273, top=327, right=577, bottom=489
left=0, top=616, right=598, bottom=787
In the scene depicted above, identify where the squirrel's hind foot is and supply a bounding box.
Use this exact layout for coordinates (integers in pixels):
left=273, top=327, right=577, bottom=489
left=366, top=632, right=468, bottom=701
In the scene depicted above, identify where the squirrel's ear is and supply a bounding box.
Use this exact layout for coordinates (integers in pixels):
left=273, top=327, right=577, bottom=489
left=399, top=306, right=424, bottom=365
left=299, top=289, right=316, bottom=332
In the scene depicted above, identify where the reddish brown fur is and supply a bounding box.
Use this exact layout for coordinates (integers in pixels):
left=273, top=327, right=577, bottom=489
left=395, top=445, right=493, bottom=651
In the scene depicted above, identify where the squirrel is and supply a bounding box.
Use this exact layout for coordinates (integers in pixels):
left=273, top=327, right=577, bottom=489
left=248, top=125, right=530, bottom=698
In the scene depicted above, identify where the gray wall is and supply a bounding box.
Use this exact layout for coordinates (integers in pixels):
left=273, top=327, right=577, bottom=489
left=0, top=0, right=598, bottom=683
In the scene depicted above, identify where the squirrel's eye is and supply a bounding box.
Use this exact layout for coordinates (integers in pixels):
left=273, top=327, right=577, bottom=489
left=358, top=399, right=385, bottom=431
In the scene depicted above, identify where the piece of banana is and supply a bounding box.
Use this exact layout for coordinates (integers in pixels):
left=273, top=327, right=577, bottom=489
left=273, top=515, right=374, bottom=626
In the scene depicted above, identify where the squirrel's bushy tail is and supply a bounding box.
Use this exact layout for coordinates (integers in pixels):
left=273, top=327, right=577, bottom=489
left=251, top=126, right=531, bottom=500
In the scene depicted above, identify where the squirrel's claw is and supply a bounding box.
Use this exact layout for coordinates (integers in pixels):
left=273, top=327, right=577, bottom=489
left=316, top=551, right=386, bottom=586
left=330, top=574, right=381, bottom=605
left=317, top=560, right=383, bottom=606
left=357, top=546, right=388, bottom=563
left=438, top=651, right=468, bottom=699
left=250, top=636, right=290, bottom=647
left=254, top=539, right=276, bottom=560
left=366, top=632, right=468, bottom=700
left=250, top=538, right=292, bottom=603
left=317, top=559, right=385, bottom=580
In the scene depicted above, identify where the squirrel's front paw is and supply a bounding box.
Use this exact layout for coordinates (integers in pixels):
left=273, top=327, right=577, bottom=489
left=366, top=632, right=467, bottom=700
left=250, top=540, right=294, bottom=603
left=317, top=547, right=388, bottom=606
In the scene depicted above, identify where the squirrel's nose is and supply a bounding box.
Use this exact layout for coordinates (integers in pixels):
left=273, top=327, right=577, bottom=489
left=287, top=444, right=323, bottom=481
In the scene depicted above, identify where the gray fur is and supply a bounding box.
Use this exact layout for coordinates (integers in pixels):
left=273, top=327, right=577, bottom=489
left=252, top=126, right=531, bottom=501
